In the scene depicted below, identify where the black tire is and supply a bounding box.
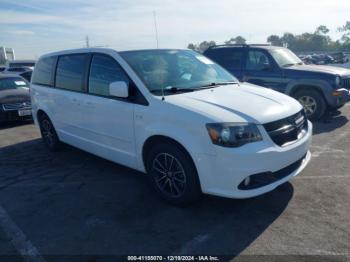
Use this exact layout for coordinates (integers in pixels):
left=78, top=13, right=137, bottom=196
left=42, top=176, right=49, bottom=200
left=38, top=113, right=61, bottom=151
left=145, top=142, right=202, bottom=206
left=294, top=89, right=326, bottom=120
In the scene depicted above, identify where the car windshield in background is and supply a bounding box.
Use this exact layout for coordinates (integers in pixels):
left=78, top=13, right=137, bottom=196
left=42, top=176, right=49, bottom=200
left=120, top=50, right=237, bottom=95
left=0, top=77, right=29, bottom=90
left=269, top=48, right=303, bottom=67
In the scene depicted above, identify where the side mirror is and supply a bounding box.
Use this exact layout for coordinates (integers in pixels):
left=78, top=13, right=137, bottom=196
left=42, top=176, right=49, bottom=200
left=109, top=81, right=129, bottom=98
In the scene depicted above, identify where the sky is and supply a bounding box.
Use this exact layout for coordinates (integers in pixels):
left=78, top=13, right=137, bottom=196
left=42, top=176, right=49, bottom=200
left=0, top=0, right=350, bottom=59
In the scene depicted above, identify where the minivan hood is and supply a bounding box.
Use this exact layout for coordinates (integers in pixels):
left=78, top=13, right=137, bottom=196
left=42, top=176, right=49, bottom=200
left=0, top=89, right=30, bottom=104
left=165, top=83, right=302, bottom=124
left=286, top=64, right=350, bottom=76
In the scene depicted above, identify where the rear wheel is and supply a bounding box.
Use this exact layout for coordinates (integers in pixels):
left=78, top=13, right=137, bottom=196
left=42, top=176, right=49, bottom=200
left=38, top=113, right=61, bottom=151
left=294, top=89, right=326, bottom=120
left=145, top=142, right=202, bottom=206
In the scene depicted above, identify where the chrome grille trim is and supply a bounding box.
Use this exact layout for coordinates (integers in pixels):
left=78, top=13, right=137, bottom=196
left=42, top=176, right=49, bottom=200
left=263, top=110, right=308, bottom=147
left=2, top=102, right=32, bottom=111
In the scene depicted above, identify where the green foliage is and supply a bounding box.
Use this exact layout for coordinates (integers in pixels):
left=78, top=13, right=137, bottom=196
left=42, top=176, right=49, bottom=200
left=338, top=21, right=350, bottom=43
left=187, top=41, right=216, bottom=53
left=225, top=36, right=246, bottom=45
left=188, top=22, right=350, bottom=53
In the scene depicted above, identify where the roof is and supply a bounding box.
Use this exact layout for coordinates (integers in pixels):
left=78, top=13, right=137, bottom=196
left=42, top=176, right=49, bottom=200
left=37, top=47, right=189, bottom=60
left=8, top=59, right=36, bottom=63
left=206, top=44, right=284, bottom=51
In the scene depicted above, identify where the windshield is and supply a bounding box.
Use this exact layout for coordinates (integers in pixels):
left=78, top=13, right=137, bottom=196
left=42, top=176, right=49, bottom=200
left=120, top=50, right=237, bottom=95
left=0, top=77, right=29, bottom=90
left=269, top=48, right=303, bottom=67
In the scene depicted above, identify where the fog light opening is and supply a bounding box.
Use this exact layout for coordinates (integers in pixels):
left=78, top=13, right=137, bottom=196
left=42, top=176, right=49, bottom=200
left=244, top=176, right=251, bottom=186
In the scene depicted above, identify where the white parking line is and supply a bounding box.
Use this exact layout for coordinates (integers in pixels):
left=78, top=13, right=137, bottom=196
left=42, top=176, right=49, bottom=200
left=173, top=234, right=210, bottom=255
left=0, top=205, right=46, bottom=262
left=296, top=175, right=349, bottom=179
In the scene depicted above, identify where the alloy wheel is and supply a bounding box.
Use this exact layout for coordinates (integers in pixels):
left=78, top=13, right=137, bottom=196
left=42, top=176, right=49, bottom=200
left=298, top=96, right=317, bottom=116
left=152, top=153, right=186, bottom=198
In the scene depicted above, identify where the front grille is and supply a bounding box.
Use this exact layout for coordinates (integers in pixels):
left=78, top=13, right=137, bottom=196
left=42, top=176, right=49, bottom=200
left=2, top=101, right=31, bottom=111
left=341, top=77, right=350, bottom=90
left=263, top=110, right=308, bottom=147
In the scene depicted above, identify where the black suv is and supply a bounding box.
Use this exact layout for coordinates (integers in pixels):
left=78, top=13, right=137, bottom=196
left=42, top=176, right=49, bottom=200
left=204, top=44, right=350, bottom=120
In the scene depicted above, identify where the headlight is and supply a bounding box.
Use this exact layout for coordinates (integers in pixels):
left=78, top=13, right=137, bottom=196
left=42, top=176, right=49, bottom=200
left=206, top=123, right=262, bottom=147
left=335, top=75, right=341, bottom=86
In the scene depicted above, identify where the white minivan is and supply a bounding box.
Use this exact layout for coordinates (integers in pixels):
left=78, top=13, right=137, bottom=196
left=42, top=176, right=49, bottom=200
left=31, top=48, right=312, bottom=205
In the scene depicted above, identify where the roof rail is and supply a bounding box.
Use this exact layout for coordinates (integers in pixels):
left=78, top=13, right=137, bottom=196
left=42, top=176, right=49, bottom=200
left=207, top=43, right=272, bottom=49
left=249, top=44, right=272, bottom=46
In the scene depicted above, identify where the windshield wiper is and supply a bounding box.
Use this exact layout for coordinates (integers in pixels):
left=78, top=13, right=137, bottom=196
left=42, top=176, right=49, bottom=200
left=150, top=87, right=196, bottom=94
left=198, top=81, right=239, bottom=89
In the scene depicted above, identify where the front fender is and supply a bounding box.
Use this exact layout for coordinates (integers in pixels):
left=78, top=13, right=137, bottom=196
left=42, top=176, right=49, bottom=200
left=285, top=79, right=334, bottom=104
left=134, top=121, right=211, bottom=173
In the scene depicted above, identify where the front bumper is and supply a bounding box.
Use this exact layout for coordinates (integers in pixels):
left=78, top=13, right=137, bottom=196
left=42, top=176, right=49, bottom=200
left=194, top=121, right=313, bottom=199
left=0, top=108, right=32, bottom=122
left=328, top=88, right=350, bottom=107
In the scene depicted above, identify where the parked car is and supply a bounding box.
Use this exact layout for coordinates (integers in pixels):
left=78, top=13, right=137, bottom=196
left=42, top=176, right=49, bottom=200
left=5, top=59, right=36, bottom=70
left=0, top=74, right=32, bottom=122
left=31, top=48, right=312, bottom=205
left=301, top=55, right=314, bottom=65
left=2, top=66, right=32, bottom=74
left=19, top=70, right=32, bottom=82
left=204, top=44, right=350, bottom=119
left=331, top=52, right=349, bottom=64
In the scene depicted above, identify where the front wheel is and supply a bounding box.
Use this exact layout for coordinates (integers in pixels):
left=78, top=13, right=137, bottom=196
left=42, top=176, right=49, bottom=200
left=145, top=142, right=202, bottom=206
left=294, top=89, right=326, bottom=120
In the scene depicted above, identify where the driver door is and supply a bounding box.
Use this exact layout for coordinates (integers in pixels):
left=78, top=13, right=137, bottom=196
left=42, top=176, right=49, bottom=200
left=243, top=50, right=283, bottom=92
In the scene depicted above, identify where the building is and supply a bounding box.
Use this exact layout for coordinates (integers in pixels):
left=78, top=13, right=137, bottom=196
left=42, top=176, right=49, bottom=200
left=0, top=46, right=15, bottom=65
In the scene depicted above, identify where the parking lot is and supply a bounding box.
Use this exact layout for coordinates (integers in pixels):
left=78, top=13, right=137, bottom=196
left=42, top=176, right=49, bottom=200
left=0, top=107, right=349, bottom=261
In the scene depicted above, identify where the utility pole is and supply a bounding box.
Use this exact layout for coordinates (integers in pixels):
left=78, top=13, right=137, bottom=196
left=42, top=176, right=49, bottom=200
left=153, top=11, right=159, bottom=48
left=85, top=35, right=90, bottom=48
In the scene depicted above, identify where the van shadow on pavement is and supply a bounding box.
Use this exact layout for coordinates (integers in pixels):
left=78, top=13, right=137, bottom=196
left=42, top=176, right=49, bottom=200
left=0, top=139, right=294, bottom=259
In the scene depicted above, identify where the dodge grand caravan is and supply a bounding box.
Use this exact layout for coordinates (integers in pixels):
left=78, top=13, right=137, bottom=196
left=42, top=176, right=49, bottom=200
left=31, top=48, right=312, bottom=205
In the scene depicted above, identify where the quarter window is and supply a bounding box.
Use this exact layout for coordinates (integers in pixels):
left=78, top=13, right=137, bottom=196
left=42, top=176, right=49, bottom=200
left=246, top=51, right=271, bottom=71
left=55, top=54, right=88, bottom=92
left=88, top=54, right=129, bottom=96
left=207, top=49, right=243, bottom=71
left=32, top=56, right=55, bottom=86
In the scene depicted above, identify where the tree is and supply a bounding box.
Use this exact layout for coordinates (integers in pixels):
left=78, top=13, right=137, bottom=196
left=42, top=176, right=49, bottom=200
left=315, top=25, right=330, bottom=35
left=267, top=35, right=283, bottom=46
left=198, top=41, right=216, bottom=52
left=225, top=36, right=246, bottom=45
left=187, top=41, right=216, bottom=53
left=281, top=33, right=296, bottom=48
left=187, top=43, right=196, bottom=51
left=338, top=21, right=350, bottom=43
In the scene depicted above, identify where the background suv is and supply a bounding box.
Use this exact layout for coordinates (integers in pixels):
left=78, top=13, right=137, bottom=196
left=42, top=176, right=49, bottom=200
left=204, top=44, right=350, bottom=120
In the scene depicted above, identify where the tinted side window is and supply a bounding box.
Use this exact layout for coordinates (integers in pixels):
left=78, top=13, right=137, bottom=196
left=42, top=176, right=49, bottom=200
left=206, top=49, right=243, bottom=71
left=89, top=54, right=129, bottom=96
left=246, top=51, right=271, bottom=71
left=55, top=54, right=88, bottom=92
left=32, top=56, right=55, bottom=86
